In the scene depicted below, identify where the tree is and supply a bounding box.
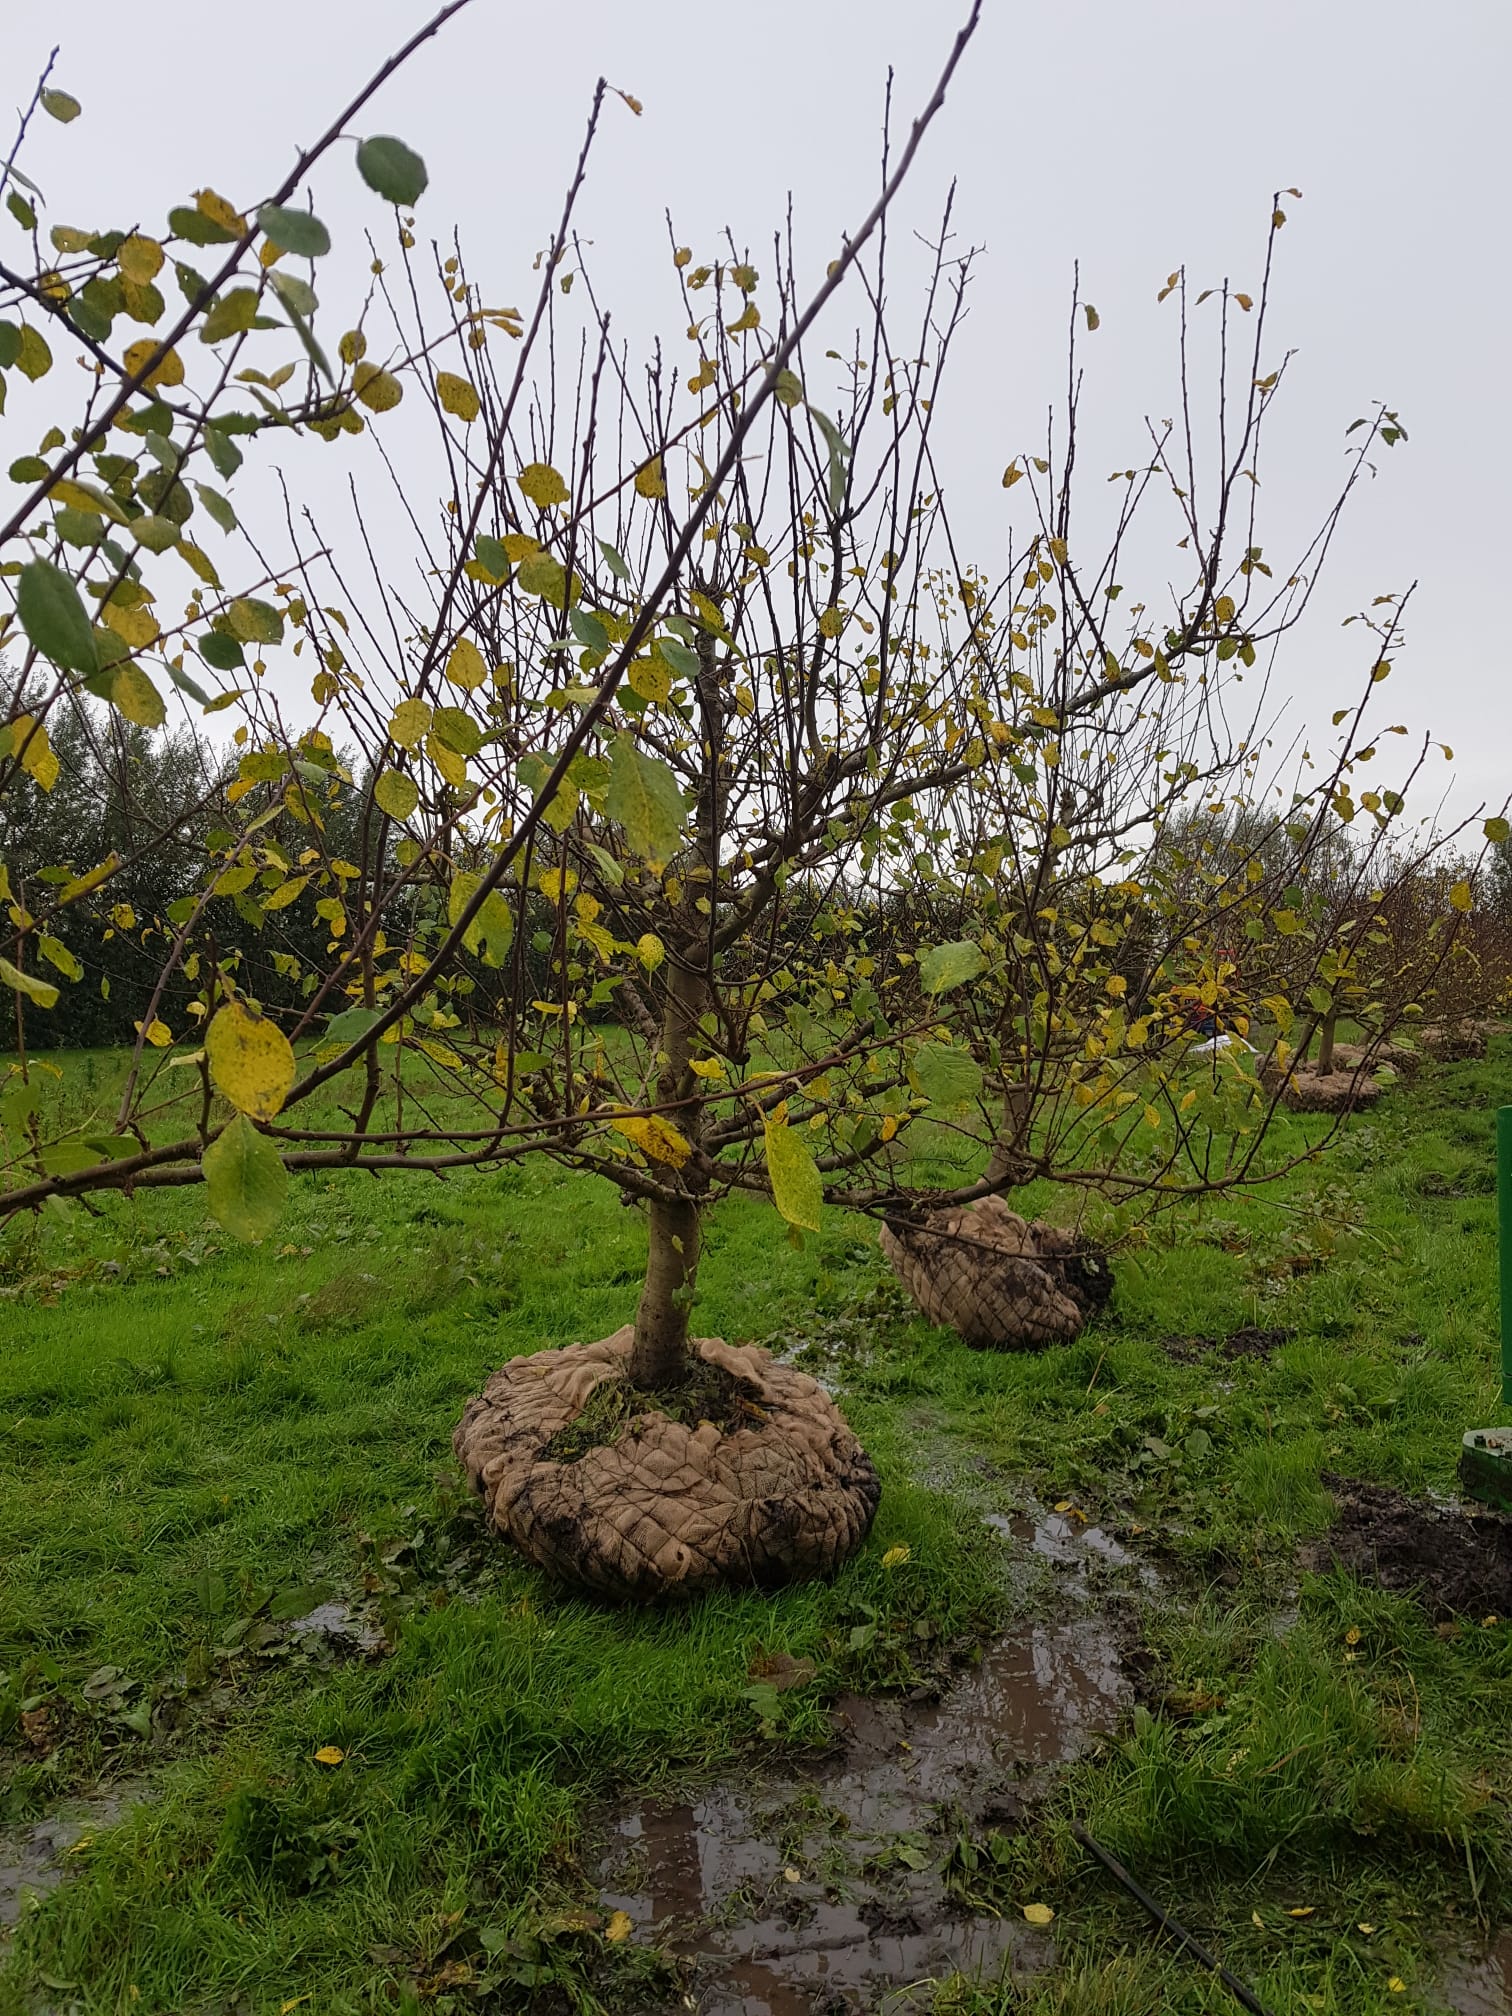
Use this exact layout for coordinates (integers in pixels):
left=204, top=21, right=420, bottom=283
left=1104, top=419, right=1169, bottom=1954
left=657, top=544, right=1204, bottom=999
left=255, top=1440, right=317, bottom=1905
left=0, top=3, right=1497, bottom=1593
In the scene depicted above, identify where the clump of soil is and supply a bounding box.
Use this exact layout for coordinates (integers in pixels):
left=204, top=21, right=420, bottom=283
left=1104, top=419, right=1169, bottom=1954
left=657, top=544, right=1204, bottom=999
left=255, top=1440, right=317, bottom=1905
left=544, top=1361, right=763, bottom=1463
left=1162, top=1325, right=1292, bottom=1364
left=1305, top=1476, right=1512, bottom=1620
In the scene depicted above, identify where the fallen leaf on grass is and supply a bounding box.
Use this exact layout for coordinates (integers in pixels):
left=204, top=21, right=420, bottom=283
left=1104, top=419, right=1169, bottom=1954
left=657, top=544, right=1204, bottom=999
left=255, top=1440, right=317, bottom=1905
left=1388, top=1979, right=1406, bottom=1994
left=1287, top=1906, right=1316, bottom=1918
left=1344, top=1626, right=1362, bottom=1646
left=1358, top=1923, right=1377, bottom=1935
left=281, top=2001, right=311, bottom=2014
left=783, top=1866, right=802, bottom=1883
left=1022, top=1902, right=1055, bottom=1926
left=313, top=1744, right=345, bottom=1766
left=1252, top=1911, right=1266, bottom=1930
left=882, top=1544, right=911, bottom=1568
left=604, top=1910, right=633, bottom=1943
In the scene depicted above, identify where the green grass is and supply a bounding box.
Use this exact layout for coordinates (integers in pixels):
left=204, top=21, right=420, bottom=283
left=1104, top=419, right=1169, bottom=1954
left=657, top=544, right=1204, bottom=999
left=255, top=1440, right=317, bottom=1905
left=3, top=1043, right=1512, bottom=2013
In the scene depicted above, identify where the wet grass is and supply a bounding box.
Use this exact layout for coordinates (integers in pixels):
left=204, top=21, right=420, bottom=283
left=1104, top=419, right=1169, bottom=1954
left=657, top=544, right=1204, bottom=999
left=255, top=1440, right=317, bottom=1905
left=2, top=1042, right=1511, bottom=2012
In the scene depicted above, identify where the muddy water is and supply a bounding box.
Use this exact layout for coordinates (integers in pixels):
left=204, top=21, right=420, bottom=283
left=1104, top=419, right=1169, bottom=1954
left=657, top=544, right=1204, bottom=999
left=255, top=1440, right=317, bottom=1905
left=1441, top=1931, right=1512, bottom=2014
left=594, top=1607, right=1128, bottom=2014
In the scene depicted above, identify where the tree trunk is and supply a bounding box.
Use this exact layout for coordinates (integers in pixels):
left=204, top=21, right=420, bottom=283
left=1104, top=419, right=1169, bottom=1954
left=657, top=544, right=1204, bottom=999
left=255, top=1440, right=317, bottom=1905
left=1317, top=1009, right=1337, bottom=1075
left=984, top=1078, right=1031, bottom=1190
left=630, top=1193, right=702, bottom=1389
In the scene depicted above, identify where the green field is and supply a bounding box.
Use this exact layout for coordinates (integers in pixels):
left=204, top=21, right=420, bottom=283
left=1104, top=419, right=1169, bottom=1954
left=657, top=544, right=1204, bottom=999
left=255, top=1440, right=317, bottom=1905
left=3, top=1044, right=1511, bottom=2015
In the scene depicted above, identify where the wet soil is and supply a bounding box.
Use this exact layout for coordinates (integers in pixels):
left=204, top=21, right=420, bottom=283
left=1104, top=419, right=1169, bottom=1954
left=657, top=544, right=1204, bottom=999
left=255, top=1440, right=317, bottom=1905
left=592, top=1503, right=1146, bottom=2014
left=1439, top=1928, right=1512, bottom=2013
left=1305, top=1477, right=1512, bottom=1621
left=1162, top=1325, right=1293, bottom=1365
left=0, top=1782, right=137, bottom=1931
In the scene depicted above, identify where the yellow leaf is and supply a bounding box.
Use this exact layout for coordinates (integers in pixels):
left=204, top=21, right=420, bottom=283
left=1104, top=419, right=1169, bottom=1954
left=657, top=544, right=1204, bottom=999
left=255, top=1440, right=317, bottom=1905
left=880, top=1114, right=899, bottom=1143
left=688, top=1056, right=726, bottom=1079
left=261, top=876, right=308, bottom=913
left=1022, top=1903, right=1055, bottom=1927
left=102, top=600, right=161, bottom=649
left=1344, top=1625, right=1362, bottom=1646
left=1214, top=593, right=1237, bottom=624
left=445, top=637, right=487, bottom=691
left=818, top=606, right=845, bottom=639
left=1287, top=1906, right=1315, bottom=1919
left=11, top=715, right=59, bottom=792
left=280, top=2000, right=311, bottom=2015
left=1388, top=1980, right=1405, bottom=1995
left=636, top=932, right=665, bottom=970
left=427, top=732, right=468, bottom=789
left=1002, top=464, right=1023, bottom=488
left=140, top=1018, right=173, bottom=1048
left=353, top=362, right=403, bottom=412
left=634, top=456, right=666, bottom=500
left=1449, top=880, right=1473, bottom=913
left=205, top=996, right=297, bottom=1121
left=118, top=235, right=165, bottom=284
left=436, top=371, right=480, bottom=421
left=627, top=654, right=671, bottom=706
left=604, top=1911, right=634, bottom=1944
left=313, top=1745, right=345, bottom=1767
left=881, top=1544, right=911, bottom=1568
left=389, top=698, right=432, bottom=748
left=109, top=663, right=166, bottom=729
left=122, top=338, right=183, bottom=389
left=196, top=187, right=246, bottom=235
left=611, top=1113, right=693, bottom=1167
left=502, top=531, right=542, bottom=562
left=518, top=461, right=570, bottom=508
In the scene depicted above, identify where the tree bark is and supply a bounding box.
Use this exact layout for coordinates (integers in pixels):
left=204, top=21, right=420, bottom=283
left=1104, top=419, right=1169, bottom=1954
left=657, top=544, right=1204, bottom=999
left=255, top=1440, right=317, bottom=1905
left=984, top=1078, right=1032, bottom=1190
left=630, top=1192, right=702, bottom=1389
left=1317, top=1009, right=1337, bottom=1075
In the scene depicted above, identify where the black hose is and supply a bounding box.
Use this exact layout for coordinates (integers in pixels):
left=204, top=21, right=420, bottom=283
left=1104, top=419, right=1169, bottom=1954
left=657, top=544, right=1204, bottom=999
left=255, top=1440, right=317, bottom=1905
left=1071, top=1823, right=1276, bottom=2016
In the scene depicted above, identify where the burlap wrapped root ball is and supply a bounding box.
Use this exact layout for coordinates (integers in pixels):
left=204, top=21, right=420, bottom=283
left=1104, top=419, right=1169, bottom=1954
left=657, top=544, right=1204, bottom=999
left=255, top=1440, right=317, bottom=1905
left=880, top=1195, right=1111, bottom=1350
left=453, top=1328, right=880, bottom=1601
left=1275, top=1063, right=1384, bottom=1114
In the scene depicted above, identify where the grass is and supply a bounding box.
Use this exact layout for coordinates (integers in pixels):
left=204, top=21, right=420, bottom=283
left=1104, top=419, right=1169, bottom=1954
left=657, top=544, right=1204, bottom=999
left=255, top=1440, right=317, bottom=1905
left=2, top=1040, right=1511, bottom=2013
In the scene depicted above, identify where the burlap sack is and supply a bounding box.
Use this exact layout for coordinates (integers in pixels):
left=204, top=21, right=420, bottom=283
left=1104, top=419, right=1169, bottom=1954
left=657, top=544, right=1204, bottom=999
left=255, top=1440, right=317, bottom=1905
left=1277, top=1063, right=1383, bottom=1114
left=453, top=1328, right=880, bottom=1601
left=879, top=1196, right=1110, bottom=1351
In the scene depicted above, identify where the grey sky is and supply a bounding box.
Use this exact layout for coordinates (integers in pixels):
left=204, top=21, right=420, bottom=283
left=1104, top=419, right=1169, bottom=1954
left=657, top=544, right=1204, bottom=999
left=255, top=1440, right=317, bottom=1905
left=5, top=0, right=1508, bottom=824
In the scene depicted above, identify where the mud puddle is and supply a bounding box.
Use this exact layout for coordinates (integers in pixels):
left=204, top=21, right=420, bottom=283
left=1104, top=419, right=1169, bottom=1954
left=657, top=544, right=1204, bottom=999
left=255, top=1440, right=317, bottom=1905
left=593, top=1615, right=1126, bottom=2013
left=984, top=1504, right=1162, bottom=1595
left=0, top=1782, right=137, bottom=1931
left=1438, top=1929, right=1512, bottom=2013
left=1304, top=1476, right=1512, bottom=1620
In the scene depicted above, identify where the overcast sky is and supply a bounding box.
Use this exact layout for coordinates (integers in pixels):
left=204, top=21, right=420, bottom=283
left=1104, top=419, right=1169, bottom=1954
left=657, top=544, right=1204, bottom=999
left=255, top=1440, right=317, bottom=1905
left=5, top=0, right=1508, bottom=825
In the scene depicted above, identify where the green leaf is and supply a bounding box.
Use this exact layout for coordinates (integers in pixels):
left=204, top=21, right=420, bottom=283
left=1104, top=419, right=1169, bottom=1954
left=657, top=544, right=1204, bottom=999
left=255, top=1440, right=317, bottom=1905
left=0, top=321, right=20, bottom=369
left=324, top=1005, right=382, bottom=1046
left=431, top=706, right=483, bottom=758
left=166, top=660, right=212, bottom=706
left=606, top=733, right=685, bottom=866
left=764, top=1114, right=824, bottom=1232
left=474, top=534, right=510, bottom=581
left=569, top=606, right=610, bottom=654
left=202, top=1112, right=287, bottom=1242
left=374, top=768, right=418, bottom=821
left=17, top=560, right=97, bottom=675
left=598, top=538, right=632, bottom=582
left=228, top=597, right=284, bottom=645
left=257, top=203, right=331, bottom=259
left=200, top=287, right=260, bottom=344
left=168, top=206, right=238, bottom=248
left=194, top=482, right=237, bottom=534
left=1484, top=817, right=1510, bottom=847
left=204, top=424, right=243, bottom=479
left=0, top=956, right=59, bottom=1008
left=356, top=135, right=429, bottom=206
left=199, top=632, right=245, bottom=671
left=658, top=635, right=701, bottom=680
left=447, top=870, right=514, bottom=966
left=918, top=939, right=986, bottom=995
left=773, top=368, right=804, bottom=408
left=807, top=405, right=851, bottom=512
left=911, top=1042, right=984, bottom=1110
left=41, top=89, right=82, bottom=124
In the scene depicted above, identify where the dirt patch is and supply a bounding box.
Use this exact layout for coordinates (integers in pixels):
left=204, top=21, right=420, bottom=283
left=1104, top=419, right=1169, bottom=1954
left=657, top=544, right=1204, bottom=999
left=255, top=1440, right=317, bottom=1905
left=1304, top=1477, right=1512, bottom=1620
left=543, top=1359, right=762, bottom=1463
left=592, top=1597, right=1133, bottom=2010
left=1161, top=1326, right=1292, bottom=1365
